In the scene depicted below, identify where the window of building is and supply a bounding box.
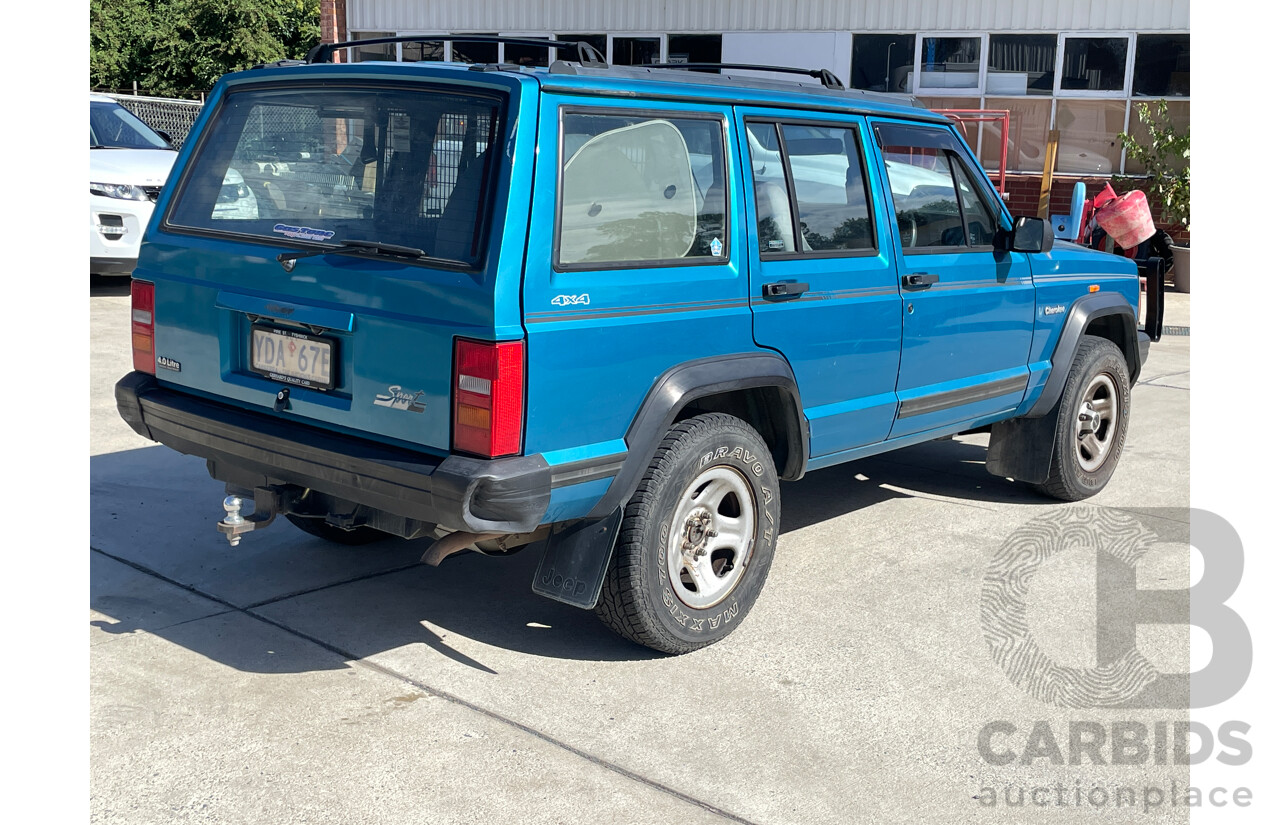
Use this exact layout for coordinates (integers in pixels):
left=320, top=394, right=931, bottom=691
left=987, top=34, right=1056, bottom=95
left=978, top=98, right=1052, bottom=172
left=555, top=34, right=607, bottom=62
left=1123, top=100, right=1190, bottom=175
left=503, top=37, right=550, bottom=68
left=1054, top=99, right=1127, bottom=174
left=1060, top=37, right=1128, bottom=92
left=614, top=37, right=661, bottom=66
left=1133, top=34, right=1190, bottom=97
left=350, top=32, right=394, bottom=62
left=401, top=40, right=444, bottom=62
left=450, top=36, right=498, bottom=65
left=918, top=97, right=981, bottom=156
left=920, top=37, right=981, bottom=92
left=850, top=34, right=916, bottom=93
left=667, top=35, right=722, bottom=72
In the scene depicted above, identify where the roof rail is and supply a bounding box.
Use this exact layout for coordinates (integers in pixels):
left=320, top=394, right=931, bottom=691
left=642, top=63, right=845, bottom=90
left=305, top=35, right=607, bottom=67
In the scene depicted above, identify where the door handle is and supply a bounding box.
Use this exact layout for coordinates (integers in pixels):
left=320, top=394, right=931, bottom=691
left=762, top=281, right=810, bottom=298
left=903, top=272, right=940, bottom=288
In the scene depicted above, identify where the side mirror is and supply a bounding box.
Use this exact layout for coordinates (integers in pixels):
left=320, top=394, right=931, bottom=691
left=156, top=130, right=175, bottom=148
left=996, top=216, right=1054, bottom=254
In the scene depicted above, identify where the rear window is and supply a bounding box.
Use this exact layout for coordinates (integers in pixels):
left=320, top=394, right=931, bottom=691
left=167, top=85, right=502, bottom=266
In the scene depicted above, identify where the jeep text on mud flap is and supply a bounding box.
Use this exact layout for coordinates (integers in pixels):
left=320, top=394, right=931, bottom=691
left=116, top=37, right=1164, bottom=654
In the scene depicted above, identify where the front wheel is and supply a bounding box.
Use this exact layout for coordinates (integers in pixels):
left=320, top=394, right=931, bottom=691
left=1035, top=336, right=1132, bottom=501
left=595, top=413, right=781, bottom=654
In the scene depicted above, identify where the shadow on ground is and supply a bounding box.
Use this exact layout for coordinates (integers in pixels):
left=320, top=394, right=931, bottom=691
left=90, top=436, right=1053, bottom=674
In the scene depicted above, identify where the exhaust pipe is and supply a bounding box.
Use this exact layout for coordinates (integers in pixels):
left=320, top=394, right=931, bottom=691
left=421, top=530, right=504, bottom=566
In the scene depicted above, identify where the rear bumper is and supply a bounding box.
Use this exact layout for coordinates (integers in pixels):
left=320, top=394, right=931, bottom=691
left=115, top=371, right=551, bottom=533
left=91, top=256, right=137, bottom=277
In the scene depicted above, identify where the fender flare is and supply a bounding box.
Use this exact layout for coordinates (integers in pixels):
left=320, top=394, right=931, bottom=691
left=586, top=352, right=807, bottom=519
left=1026, top=292, right=1138, bottom=418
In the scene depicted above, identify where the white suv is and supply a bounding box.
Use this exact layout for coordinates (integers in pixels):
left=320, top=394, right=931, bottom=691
left=90, top=94, right=178, bottom=276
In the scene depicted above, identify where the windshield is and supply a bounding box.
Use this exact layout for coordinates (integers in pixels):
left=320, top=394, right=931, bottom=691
left=89, top=101, right=171, bottom=149
left=166, top=85, right=503, bottom=266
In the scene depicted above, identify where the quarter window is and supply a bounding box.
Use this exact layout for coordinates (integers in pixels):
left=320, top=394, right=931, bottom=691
left=557, top=112, right=727, bottom=268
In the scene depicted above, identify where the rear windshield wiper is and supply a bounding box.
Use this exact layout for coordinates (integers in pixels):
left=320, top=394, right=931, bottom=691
left=277, top=238, right=426, bottom=270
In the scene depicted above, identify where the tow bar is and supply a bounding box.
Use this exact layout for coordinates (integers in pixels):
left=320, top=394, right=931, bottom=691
left=217, top=486, right=284, bottom=546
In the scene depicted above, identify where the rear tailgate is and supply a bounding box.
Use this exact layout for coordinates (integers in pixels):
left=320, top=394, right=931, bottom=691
left=136, top=65, right=535, bottom=455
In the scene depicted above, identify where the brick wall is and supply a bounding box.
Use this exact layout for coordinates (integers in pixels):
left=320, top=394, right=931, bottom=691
left=320, top=0, right=348, bottom=62
left=993, top=173, right=1190, bottom=247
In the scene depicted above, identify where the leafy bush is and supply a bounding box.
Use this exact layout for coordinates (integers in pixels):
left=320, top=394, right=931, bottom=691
left=1117, top=99, right=1190, bottom=230
left=90, top=0, right=320, bottom=98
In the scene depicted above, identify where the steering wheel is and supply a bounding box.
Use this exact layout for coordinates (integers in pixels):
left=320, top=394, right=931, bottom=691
left=899, top=215, right=917, bottom=248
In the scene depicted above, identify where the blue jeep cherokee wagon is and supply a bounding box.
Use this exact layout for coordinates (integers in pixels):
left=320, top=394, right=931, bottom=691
left=116, top=37, right=1164, bottom=654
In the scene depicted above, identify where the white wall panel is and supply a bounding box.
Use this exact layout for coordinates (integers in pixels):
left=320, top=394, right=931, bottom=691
left=722, top=32, right=852, bottom=87
left=348, top=1, right=1190, bottom=34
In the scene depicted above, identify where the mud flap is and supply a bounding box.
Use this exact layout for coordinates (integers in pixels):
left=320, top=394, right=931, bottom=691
left=530, top=507, right=623, bottom=609
left=986, top=414, right=1058, bottom=485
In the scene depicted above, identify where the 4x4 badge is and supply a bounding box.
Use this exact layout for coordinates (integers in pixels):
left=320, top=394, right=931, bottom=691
left=373, top=385, right=426, bottom=413
left=551, top=294, right=590, bottom=307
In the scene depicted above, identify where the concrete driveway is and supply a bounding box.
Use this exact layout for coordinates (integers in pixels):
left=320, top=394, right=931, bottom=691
left=91, top=278, right=1193, bottom=823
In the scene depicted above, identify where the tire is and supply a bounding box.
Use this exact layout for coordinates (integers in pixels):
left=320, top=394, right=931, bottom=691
left=1034, top=335, right=1132, bottom=501
left=285, top=513, right=391, bottom=546
left=595, top=413, right=781, bottom=654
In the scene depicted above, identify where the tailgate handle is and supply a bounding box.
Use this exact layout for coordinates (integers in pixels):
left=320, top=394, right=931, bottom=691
left=762, top=281, right=809, bottom=298
left=215, top=291, right=355, bottom=332
left=903, top=272, right=940, bottom=288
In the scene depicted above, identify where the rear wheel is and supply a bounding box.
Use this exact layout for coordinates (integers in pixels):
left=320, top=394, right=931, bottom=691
left=285, top=514, right=391, bottom=546
left=1035, top=335, right=1131, bottom=501
left=595, top=413, right=780, bottom=654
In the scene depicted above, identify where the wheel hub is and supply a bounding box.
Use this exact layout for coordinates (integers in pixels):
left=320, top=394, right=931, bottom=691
left=1074, top=373, right=1118, bottom=473
left=680, top=508, right=717, bottom=561
left=666, top=466, right=756, bottom=610
left=1078, top=404, right=1102, bottom=435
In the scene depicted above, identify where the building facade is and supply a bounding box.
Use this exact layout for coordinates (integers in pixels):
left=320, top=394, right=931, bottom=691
left=321, top=1, right=1190, bottom=234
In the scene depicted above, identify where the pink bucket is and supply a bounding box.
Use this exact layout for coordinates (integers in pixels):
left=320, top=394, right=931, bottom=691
left=1095, top=190, right=1155, bottom=249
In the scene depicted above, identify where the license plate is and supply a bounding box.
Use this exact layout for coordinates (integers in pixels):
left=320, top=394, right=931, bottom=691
left=250, top=326, right=335, bottom=390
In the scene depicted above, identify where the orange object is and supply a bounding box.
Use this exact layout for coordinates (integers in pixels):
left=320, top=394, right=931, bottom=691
left=1095, top=190, right=1155, bottom=250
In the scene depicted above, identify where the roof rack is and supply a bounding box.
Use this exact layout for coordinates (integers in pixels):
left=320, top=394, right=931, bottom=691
left=305, top=35, right=607, bottom=67
left=642, top=63, right=845, bottom=90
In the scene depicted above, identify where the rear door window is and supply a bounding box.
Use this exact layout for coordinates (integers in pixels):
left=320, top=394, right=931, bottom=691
left=745, top=120, right=876, bottom=255
left=166, top=85, right=503, bottom=266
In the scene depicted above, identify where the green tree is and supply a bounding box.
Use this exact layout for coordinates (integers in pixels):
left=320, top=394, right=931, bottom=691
left=90, top=0, right=320, bottom=98
left=1117, top=99, right=1191, bottom=230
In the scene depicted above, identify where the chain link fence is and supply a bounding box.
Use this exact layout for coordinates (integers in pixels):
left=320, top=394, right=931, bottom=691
left=101, top=93, right=205, bottom=148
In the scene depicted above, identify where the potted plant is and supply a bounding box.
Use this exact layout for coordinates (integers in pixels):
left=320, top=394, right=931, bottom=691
left=1117, top=100, right=1191, bottom=291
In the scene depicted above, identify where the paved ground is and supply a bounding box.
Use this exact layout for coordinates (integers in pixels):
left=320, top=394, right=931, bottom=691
left=91, top=278, right=1193, bottom=824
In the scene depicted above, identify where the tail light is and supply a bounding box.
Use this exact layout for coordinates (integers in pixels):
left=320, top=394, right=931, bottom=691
left=452, top=338, right=524, bottom=457
left=131, top=280, right=155, bottom=374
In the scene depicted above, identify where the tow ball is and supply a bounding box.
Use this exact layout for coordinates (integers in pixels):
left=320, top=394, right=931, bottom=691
left=217, top=486, right=284, bottom=546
